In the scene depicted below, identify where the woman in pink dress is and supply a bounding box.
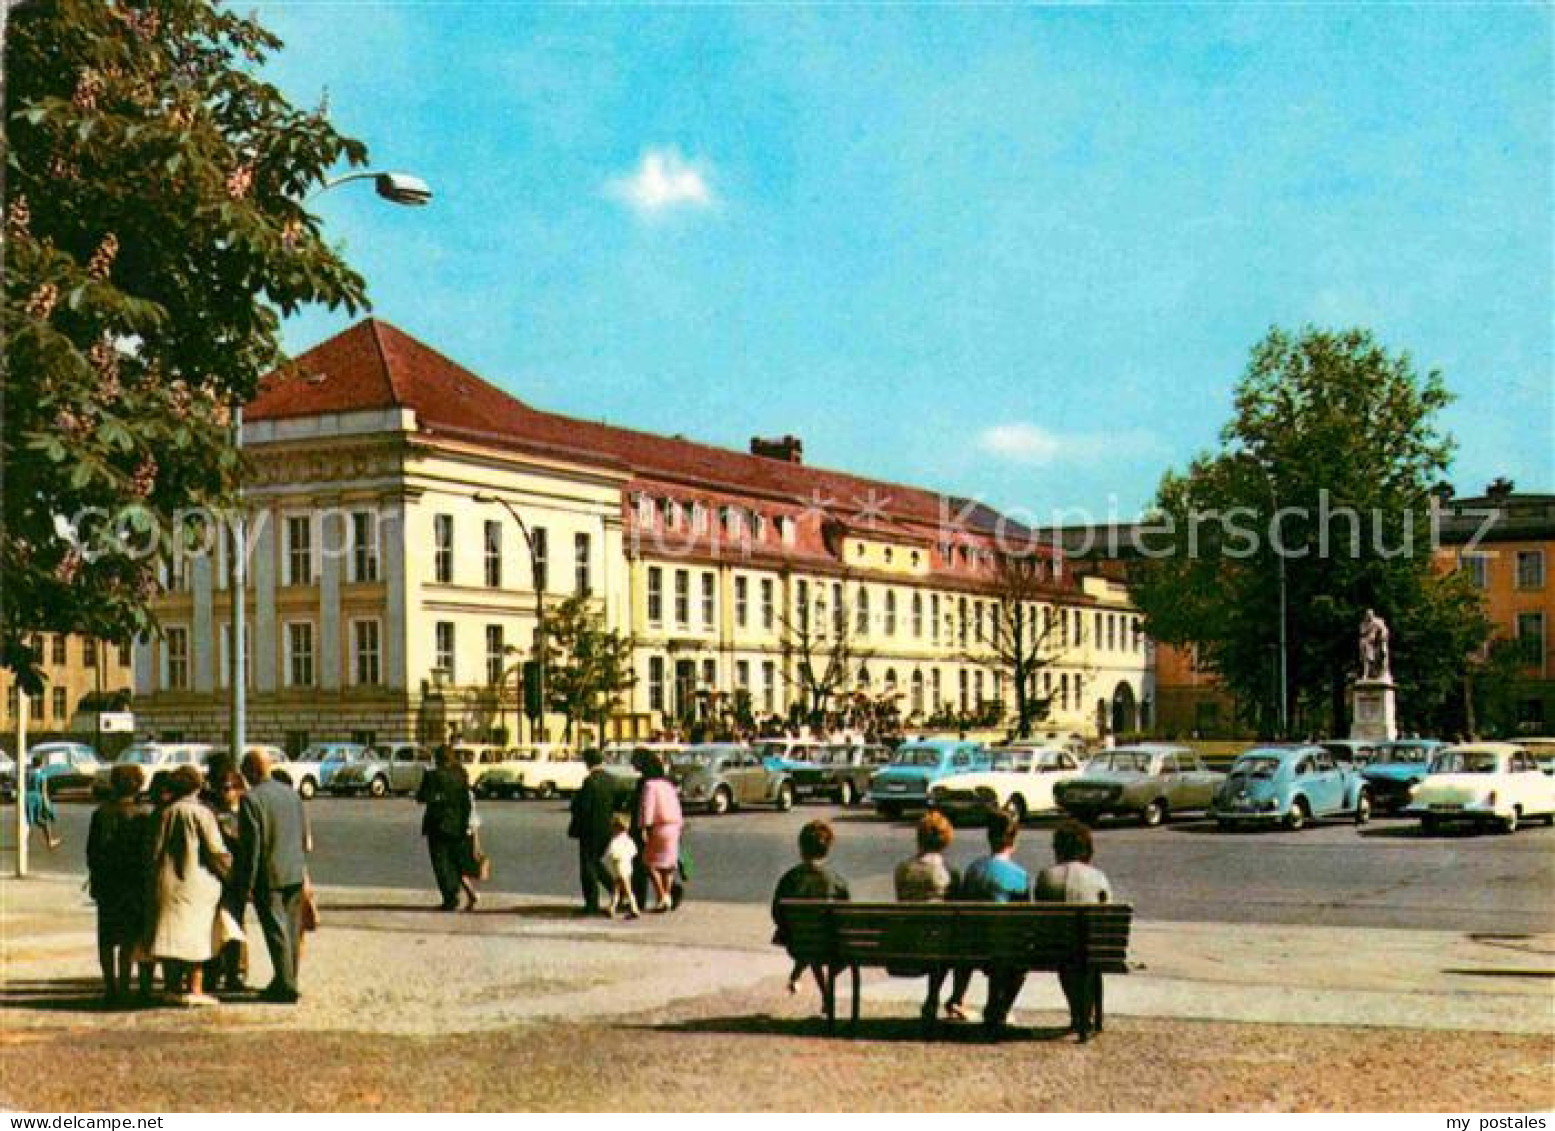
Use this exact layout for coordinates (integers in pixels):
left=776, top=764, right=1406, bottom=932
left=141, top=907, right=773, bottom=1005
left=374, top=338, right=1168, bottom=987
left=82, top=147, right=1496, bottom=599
left=636, top=753, right=683, bottom=912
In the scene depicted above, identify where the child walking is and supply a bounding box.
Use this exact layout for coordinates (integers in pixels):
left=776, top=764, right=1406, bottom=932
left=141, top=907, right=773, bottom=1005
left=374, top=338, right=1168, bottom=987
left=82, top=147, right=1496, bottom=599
left=602, top=814, right=641, bottom=919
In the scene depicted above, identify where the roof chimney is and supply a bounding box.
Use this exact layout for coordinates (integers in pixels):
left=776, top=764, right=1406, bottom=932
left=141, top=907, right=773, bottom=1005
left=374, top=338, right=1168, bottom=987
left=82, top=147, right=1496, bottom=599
left=750, top=434, right=803, bottom=464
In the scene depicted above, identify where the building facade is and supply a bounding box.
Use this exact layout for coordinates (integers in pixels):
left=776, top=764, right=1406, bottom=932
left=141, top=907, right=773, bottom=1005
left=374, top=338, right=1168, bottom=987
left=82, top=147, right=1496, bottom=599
left=134, top=320, right=1151, bottom=750
left=1, top=634, right=133, bottom=741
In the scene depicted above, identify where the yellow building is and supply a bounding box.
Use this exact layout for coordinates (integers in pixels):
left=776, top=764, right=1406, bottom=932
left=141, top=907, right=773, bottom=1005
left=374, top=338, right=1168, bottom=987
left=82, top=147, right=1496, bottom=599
left=1437, top=486, right=1554, bottom=731
left=1, top=634, right=133, bottom=741
left=134, top=320, right=1150, bottom=749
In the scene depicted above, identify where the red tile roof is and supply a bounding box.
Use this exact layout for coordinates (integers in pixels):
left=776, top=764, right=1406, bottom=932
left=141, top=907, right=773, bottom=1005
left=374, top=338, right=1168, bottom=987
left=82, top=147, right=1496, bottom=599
left=249, top=319, right=1053, bottom=553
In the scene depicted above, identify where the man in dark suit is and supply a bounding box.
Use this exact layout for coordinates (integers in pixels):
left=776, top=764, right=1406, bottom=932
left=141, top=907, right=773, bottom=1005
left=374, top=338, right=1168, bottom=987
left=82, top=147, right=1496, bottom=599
left=416, top=746, right=472, bottom=911
left=238, top=749, right=311, bottom=1004
left=567, top=749, right=615, bottom=915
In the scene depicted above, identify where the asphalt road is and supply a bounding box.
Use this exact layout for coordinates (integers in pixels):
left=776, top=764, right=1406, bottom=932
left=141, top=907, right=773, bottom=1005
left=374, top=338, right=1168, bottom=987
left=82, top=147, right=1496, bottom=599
left=17, top=794, right=1555, bottom=934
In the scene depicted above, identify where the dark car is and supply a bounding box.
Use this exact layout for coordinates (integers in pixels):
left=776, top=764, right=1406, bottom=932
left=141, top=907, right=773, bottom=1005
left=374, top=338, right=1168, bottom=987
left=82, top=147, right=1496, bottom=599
left=789, top=743, right=893, bottom=806
left=1361, top=739, right=1447, bottom=814
left=1054, top=744, right=1224, bottom=827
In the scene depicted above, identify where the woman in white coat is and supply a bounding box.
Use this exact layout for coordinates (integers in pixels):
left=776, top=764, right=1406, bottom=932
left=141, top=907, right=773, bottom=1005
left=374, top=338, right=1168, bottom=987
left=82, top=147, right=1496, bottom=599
left=149, top=766, right=231, bottom=1006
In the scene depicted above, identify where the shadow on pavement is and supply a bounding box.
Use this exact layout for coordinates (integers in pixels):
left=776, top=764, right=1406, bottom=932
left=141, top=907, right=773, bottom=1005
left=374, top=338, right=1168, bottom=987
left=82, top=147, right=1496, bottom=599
left=0, top=976, right=129, bottom=1014
left=644, top=1014, right=1078, bottom=1044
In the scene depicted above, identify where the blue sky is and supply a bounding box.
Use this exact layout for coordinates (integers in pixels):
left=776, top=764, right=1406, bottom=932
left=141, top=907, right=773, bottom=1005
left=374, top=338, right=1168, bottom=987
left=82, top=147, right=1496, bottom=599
left=258, top=4, right=1552, bottom=516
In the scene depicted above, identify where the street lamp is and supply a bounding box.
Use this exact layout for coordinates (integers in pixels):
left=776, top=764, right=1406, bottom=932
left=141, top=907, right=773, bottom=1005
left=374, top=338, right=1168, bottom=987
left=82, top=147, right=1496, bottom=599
left=1243, top=453, right=1290, bottom=739
left=473, top=493, right=547, bottom=744
left=227, top=168, right=433, bottom=764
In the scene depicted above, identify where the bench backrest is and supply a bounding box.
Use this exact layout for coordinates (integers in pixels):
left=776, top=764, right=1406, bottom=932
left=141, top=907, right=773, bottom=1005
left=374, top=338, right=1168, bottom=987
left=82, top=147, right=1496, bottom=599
left=780, top=901, right=1132, bottom=973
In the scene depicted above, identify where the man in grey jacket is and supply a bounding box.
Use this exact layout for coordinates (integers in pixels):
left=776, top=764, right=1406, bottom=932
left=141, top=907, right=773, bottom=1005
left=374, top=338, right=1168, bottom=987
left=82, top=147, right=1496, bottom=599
left=239, top=749, right=311, bottom=1004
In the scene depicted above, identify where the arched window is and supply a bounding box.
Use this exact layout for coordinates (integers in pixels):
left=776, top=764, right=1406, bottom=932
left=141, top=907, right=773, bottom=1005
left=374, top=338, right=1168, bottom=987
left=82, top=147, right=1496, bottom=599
left=855, top=587, right=870, bottom=635
left=884, top=668, right=898, bottom=695
left=931, top=668, right=942, bottom=709
left=912, top=592, right=923, bottom=637
left=884, top=590, right=897, bottom=636
left=910, top=670, right=925, bottom=715
left=857, top=664, right=871, bottom=689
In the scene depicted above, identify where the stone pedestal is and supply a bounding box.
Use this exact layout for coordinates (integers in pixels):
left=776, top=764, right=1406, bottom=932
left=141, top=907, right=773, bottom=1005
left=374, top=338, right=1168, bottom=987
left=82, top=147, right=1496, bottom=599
left=1350, top=678, right=1398, bottom=741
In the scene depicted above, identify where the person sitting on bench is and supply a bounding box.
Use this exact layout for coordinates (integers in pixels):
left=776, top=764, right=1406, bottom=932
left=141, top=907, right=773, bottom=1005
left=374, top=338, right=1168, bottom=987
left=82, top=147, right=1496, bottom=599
left=1034, top=819, right=1112, bottom=1042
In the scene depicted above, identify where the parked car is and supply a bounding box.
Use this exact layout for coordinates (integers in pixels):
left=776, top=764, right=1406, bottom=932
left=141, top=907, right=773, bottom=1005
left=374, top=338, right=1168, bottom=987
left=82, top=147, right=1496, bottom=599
left=293, top=742, right=372, bottom=795
left=1404, top=742, right=1555, bottom=834
left=1519, top=736, right=1555, bottom=775
left=451, top=743, right=508, bottom=788
left=752, top=737, right=830, bottom=774
left=1210, top=745, right=1372, bottom=830
left=327, top=743, right=432, bottom=797
left=1317, top=739, right=1385, bottom=767
left=868, top=739, right=991, bottom=818
left=1361, top=739, right=1447, bottom=814
left=784, top=743, right=893, bottom=806
left=28, top=741, right=105, bottom=799
left=1053, top=744, right=1224, bottom=827
left=93, top=742, right=215, bottom=798
left=597, top=742, right=684, bottom=810
left=677, top=743, right=796, bottom=815
left=0, top=750, right=16, bottom=801
left=929, top=746, right=1085, bottom=823
left=475, top=745, right=587, bottom=800
left=207, top=744, right=301, bottom=794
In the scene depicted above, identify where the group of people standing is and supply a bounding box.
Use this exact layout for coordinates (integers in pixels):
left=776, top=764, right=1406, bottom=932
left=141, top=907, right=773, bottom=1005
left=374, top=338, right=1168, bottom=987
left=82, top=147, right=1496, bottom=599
left=567, top=748, right=683, bottom=918
left=85, top=749, right=312, bottom=1008
left=771, top=811, right=1112, bottom=1041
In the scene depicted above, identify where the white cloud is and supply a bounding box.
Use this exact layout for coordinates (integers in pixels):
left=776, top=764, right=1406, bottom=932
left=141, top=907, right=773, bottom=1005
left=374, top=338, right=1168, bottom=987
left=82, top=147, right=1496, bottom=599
left=606, top=148, right=714, bottom=218
left=977, top=422, right=1162, bottom=466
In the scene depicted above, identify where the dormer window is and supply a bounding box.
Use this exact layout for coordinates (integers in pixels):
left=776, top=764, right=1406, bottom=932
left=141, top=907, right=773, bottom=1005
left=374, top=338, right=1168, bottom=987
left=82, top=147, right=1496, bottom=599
left=691, top=502, right=708, bottom=532
left=778, top=516, right=795, bottom=546
left=661, top=498, right=679, bottom=528
left=636, top=495, right=655, bottom=527
left=751, top=513, right=766, bottom=541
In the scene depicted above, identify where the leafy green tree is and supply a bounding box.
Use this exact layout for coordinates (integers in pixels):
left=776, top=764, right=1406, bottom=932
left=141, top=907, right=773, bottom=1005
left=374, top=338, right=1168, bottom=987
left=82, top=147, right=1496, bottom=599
left=541, top=595, right=637, bottom=744
left=1132, top=327, right=1489, bottom=737
left=2, top=0, right=370, bottom=691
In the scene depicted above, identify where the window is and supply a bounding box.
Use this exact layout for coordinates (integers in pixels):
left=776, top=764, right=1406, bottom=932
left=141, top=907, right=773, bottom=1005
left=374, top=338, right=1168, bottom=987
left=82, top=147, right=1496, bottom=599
left=736, top=659, right=750, bottom=691
left=1060, top=672, right=1070, bottom=710
left=720, top=506, right=739, bottom=540
left=485, top=625, right=505, bottom=685
left=761, top=579, right=775, bottom=630
left=884, top=591, right=897, bottom=636
left=931, top=668, right=942, bottom=709
left=637, top=495, right=655, bottom=528
left=735, top=577, right=749, bottom=628
left=674, top=570, right=690, bottom=627
left=351, top=511, right=379, bottom=582
left=574, top=533, right=592, bottom=595
left=1517, top=612, right=1545, bottom=669
left=647, top=567, right=664, bottom=624
left=701, top=658, right=716, bottom=687
left=701, top=572, right=716, bottom=629
left=762, top=661, right=776, bottom=712
left=165, top=627, right=189, bottom=690
left=778, top=516, right=795, bottom=546
left=50, top=635, right=65, bottom=665
left=434, top=621, right=455, bottom=682
left=912, top=593, right=923, bottom=637
left=1516, top=550, right=1546, bottom=589
left=52, top=688, right=66, bottom=721
left=82, top=638, right=97, bottom=668
left=797, top=580, right=810, bottom=627
left=286, top=515, right=313, bottom=586
left=531, top=527, right=548, bottom=591
left=661, top=498, right=679, bottom=529
left=752, top=513, right=767, bottom=542
left=856, top=588, right=870, bottom=635
left=433, top=514, right=453, bottom=584
left=691, top=502, right=708, bottom=533
left=973, top=601, right=984, bottom=643
left=975, top=670, right=985, bottom=706
left=648, top=656, right=665, bottom=711
left=931, top=595, right=940, bottom=644
left=958, top=669, right=969, bottom=711
left=286, top=622, right=314, bottom=688
left=354, top=620, right=381, bottom=686
left=832, top=583, right=844, bottom=634
left=958, top=598, right=968, bottom=647
left=910, top=670, right=925, bottom=715
left=1458, top=552, right=1488, bottom=590
left=484, top=520, right=502, bottom=588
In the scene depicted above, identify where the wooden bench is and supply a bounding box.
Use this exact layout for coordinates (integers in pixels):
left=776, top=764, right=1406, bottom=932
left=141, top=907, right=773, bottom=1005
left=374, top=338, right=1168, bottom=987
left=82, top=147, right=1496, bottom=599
left=777, top=900, right=1132, bottom=1034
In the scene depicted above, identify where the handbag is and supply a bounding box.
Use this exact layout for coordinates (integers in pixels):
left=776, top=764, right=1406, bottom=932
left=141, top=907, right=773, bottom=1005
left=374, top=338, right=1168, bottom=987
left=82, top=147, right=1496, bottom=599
left=461, top=830, right=492, bottom=881
left=300, top=882, right=321, bottom=933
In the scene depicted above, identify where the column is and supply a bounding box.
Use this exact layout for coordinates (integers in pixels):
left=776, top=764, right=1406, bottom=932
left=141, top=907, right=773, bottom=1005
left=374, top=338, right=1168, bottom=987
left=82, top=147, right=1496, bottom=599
left=383, top=501, right=407, bottom=690
left=253, top=507, right=277, bottom=692
left=192, top=553, right=215, bottom=693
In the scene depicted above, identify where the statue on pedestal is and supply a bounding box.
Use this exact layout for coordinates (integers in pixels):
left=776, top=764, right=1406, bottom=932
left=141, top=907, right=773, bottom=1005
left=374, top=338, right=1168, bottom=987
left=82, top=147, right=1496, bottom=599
left=1359, top=608, right=1391, bottom=682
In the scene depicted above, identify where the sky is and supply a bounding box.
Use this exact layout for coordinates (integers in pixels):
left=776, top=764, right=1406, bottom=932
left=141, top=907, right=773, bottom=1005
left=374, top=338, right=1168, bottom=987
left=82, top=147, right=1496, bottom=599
left=256, top=3, right=1553, bottom=518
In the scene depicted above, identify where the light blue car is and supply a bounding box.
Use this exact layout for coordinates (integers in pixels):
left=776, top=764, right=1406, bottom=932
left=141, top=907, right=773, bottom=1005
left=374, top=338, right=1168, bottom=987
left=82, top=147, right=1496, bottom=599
left=1211, top=745, right=1372, bottom=830
left=868, top=739, right=990, bottom=817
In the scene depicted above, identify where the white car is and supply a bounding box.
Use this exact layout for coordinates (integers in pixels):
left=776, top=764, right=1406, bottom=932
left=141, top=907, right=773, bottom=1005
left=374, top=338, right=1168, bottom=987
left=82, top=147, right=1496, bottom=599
left=93, top=742, right=214, bottom=797
left=1404, top=742, right=1555, bottom=834
left=929, top=746, right=1085, bottom=823
left=208, top=744, right=301, bottom=795
left=476, top=744, right=587, bottom=799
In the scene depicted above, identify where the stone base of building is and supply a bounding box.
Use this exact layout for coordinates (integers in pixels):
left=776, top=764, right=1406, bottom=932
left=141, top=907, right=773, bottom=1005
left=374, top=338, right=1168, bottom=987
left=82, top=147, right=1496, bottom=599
left=1350, top=679, right=1398, bottom=742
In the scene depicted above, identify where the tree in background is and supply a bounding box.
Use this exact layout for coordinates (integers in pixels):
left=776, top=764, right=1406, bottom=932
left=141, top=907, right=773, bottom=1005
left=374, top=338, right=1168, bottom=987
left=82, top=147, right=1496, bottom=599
left=3, top=0, right=370, bottom=692
left=777, top=582, right=871, bottom=722
left=542, top=595, right=636, bottom=744
left=1132, top=326, right=1488, bottom=737
left=977, top=553, right=1064, bottom=738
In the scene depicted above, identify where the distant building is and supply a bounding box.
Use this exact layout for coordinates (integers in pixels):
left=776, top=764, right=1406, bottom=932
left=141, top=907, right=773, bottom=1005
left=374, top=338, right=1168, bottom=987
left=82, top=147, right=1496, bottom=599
left=0, top=635, right=133, bottom=741
left=132, top=320, right=1151, bottom=750
left=1435, top=484, right=1554, bottom=732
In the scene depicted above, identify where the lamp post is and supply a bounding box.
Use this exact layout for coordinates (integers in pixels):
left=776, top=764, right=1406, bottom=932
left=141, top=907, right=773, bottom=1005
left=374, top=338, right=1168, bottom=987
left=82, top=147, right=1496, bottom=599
left=474, top=493, right=546, bottom=744
left=229, top=169, right=432, bottom=758
left=1246, top=454, right=1290, bottom=739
